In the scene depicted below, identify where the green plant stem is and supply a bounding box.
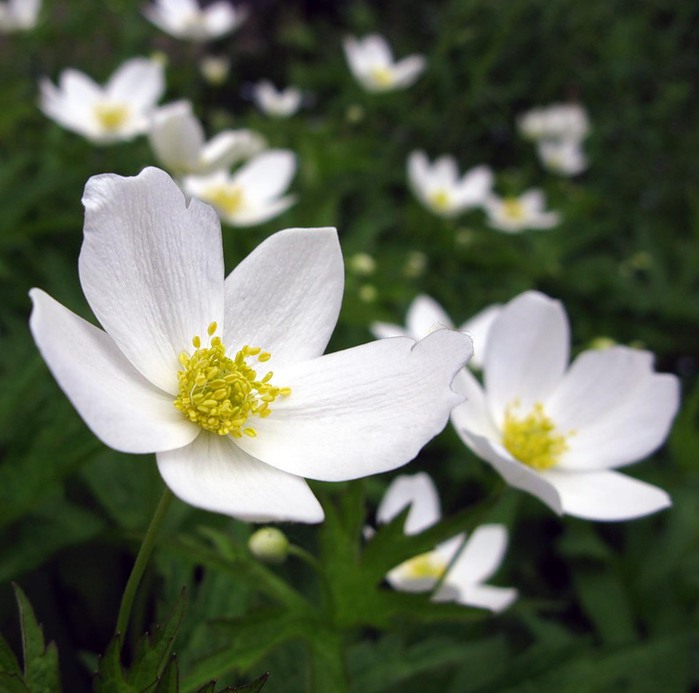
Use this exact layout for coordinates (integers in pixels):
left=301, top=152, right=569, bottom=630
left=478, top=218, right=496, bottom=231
left=115, top=486, right=174, bottom=642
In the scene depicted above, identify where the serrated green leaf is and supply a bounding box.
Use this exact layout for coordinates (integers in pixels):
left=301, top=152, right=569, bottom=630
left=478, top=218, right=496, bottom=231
left=0, top=632, right=21, bottom=675
left=153, top=655, right=179, bottom=693
left=92, top=634, right=128, bottom=693
left=229, top=672, right=270, bottom=692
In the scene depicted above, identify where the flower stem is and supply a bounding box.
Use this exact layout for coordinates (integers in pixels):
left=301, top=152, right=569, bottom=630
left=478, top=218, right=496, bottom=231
left=115, top=486, right=174, bottom=643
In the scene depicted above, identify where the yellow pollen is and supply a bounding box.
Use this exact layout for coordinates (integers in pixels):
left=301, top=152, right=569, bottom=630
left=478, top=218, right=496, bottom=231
left=502, top=401, right=571, bottom=471
left=502, top=197, right=525, bottom=221
left=429, top=189, right=452, bottom=212
left=369, top=66, right=395, bottom=88
left=401, top=552, right=447, bottom=580
left=204, top=184, right=244, bottom=216
left=94, top=102, right=130, bottom=131
left=173, top=322, right=290, bottom=437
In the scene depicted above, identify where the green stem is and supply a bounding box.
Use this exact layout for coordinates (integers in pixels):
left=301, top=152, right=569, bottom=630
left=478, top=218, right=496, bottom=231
left=115, top=486, right=174, bottom=642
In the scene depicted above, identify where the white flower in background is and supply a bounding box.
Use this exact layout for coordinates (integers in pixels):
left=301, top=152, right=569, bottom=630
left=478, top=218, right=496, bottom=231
left=371, top=294, right=501, bottom=370
left=484, top=190, right=560, bottom=233
left=144, top=0, right=245, bottom=42
left=536, top=137, right=587, bottom=177
left=39, top=58, right=165, bottom=144
left=199, top=55, right=230, bottom=85
left=183, top=149, right=297, bottom=227
left=518, top=103, right=590, bottom=143
left=252, top=80, right=302, bottom=118
left=0, top=0, right=40, bottom=32
left=149, top=100, right=265, bottom=176
left=451, top=291, right=679, bottom=522
left=377, top=473, right=517, bottom=612
left=407, top=151, right=493, bottom=218
left=343, top=34, right=426, bottom=93
left=29, top=168, right=473, bottom=522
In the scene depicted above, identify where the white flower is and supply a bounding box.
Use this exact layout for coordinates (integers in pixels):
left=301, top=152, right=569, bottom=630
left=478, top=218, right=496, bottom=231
left=39, top=58, right=165, bottom=144
left=518, top=103, right=590, bottom=143
left=182, top=150, right=297, bottom=227
left=144, top=0, right=245, bottom=42
left=343, top=34, right=426, bottom=93
left=451, top=291, right=680, bottom=522
left=29, top=167, right=473, bottom=523
left=371, top=294, right=501, bottom=370
left=149, top=100, right=265, bottom=176
left=0, top=0, right=40, bottom=32
left=484, top=190, right=560, bottom=233
left=377, top=473, right=517, bottom=612
left=252, top=80, right=302, bottom=118
left=536, top=137, right=587, bottom=177
left=407, top=151, right=493, bottom=218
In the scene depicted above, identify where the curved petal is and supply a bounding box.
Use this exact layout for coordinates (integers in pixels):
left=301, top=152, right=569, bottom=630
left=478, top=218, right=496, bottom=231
left=236, top=329, right=473, bottom=481
left=449, top=368, right=500, bottom=441
left=226, top=195, right=296, bottom=227
left=106, top=58, right=165, bottom=110
left=59, top=69, right=102, bottom=103
left=452, top=165, right=493, bottom=208
left=157, top=433, right=324, bottom=522
left=149, top=101, right=203, bottom=173
left=223, top=227, right=343, bottom=364
left=407, top=151, right=431, bottom=197
left=392, top=55, right=426, bottom=88
left=79, top=167, right=225, bottom=394
left=199, top=130, right=265, bottom=173
left=406, top=294, right=454, bottom=339
left=446, top=524, right=509, bottom=584
left=541, top=468, right=671, bottom=521
left=377, top=472, right=441, bottom=533
left=233, top=150, right=296, bottom=201
left=370, top=321, right=406, bottom=340
left=29, top=289, right=199, bottom=454
left=485, top=291, right=569, bottom=424
left=459, top=304, right=502, bottom=370
left=436, top=582, right=517, bottom=612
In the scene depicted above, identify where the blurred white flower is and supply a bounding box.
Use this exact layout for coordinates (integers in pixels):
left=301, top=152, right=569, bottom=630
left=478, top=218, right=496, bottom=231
left=39, top=58, right=165, bottom=144
left=0, top=0, right=40, bottom=32
left=29, top=168, right=473, bottom=522
left=377, top=473, right=517, bottom=612
left=144, top=0, right=245, bottom=42
left=199, top=55, right=230, bottom=85
left=343, top=34, right=425, bottom=93
left=408, top=151, right=493, bottom=218
left=518, top=103, right=590, bottom=143
left=371, top=294, right=501, bottom=370
left=484, top=190, right=560, bottom=233
left=536, top=137, right=587, bottom=177
left=451, top=291, right=680, bottom=521
left=149, top=100, right=265, bottom=176
left=252, top=80, right=302, bottom=118
left=183, top=149, right=297, bottom=227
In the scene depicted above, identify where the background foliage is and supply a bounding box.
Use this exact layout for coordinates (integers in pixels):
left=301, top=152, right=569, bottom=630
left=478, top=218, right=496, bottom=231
left=0, top=0, right=697, bottom=690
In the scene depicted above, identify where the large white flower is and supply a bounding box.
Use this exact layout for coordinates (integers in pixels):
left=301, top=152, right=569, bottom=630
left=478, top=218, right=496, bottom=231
left=29, top=167, right=473, bottom=523
left=484, top=189, right=560, bottom=233
left=182, top=149, right=297, bottom=227
left=371, top=294, right=501, bottom=370
left=149, top=100, right=265, bottom=176
left=343, top=34, right=426, bottom=93
left=39, top=58, right=165, bottom=144
left=377, top=473, right=517, bottom=612
left=144, top=0, right=245, bottom=42
left=0, top=0, right=40, bottom=32
left=451, top=291, right=679, bottom=522
left=407, top=151, right=493, bottom=218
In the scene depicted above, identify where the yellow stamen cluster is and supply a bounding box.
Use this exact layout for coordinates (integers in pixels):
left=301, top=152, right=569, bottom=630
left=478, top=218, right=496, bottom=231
left=502, top=401, right=571, bottom=471
left=94, top=102, right=130, bottom=131
left=401, top=552, right=447, bottom=580
left=369, top=66, right=395, bottom=88
left=502, top=197, right=525, bottom=221
left=174, top=322, right=290, bottom=438
left=429, top=189, right=452, bottom=212
left=204, top=184, right=244, bottom=216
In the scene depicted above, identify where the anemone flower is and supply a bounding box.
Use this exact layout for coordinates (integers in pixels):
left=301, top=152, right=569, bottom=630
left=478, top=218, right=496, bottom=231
left=517, top=103, right=590, bottom=143
left=0, top=0, right=40, bottom=32
left=484, top=190, right=560, bottom=233
left=29, top=167, right=473, bottom=523
left=144, top=0, right=245, bottom=42
left=450, top=291, right=679, bottom=522
left=536, top=137, right=588, bottom=177
left=252, top=80, right=302, bottom=118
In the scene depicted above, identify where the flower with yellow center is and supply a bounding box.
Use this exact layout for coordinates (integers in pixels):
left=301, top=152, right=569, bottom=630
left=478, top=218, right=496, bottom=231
left=29, top=167, right=473, bottom=523
left=145, top=0, right=246, bottom=42
left=343, top=34, right=426, bottom=93
left=451, top=291, right=680, bottom=521
left=484, top=190, right=560, bottom=233
left=39, top=58, right=164, bottom=144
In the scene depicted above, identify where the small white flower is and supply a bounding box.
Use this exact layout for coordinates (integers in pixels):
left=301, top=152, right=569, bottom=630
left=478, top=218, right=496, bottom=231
left=518, top=103, right=590, bottom=143
left=343, top=34, right=426, bottom=93
left=149, top=100, right=265, bottom=176
left=39, top=58, right=165, bottom=144
left=451, top=291, right=680, bottom=522
left=252, top=80, right=302, bottom=118
left=371, top=294, right=501, bottom=370
left=377, top=473, right=517, bottom=612
left=536, top=137, right=587, bottom=177
left=182, top=149, right=297, bottom=227
left=144, top=0, right=245, bottom=42
left=407, top=151, right=493, bottom=218
left=484, top=189, right=560, bottom=233
left=0, top=0, right=40, bottom=31
left=29, top=168, right=473, bottom=522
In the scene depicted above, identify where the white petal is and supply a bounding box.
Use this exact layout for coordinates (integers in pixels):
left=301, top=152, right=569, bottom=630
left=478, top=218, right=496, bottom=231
left=106, top=58, right=164, bottom=111
left=78, top=167, right=225, bottom=393
left=449, top=368, right=501, bottom=441
left=233, top=149, right=296, bottom=201
left=407, top=150, right=431, bottom=196
left=435, top=582, right=517, bottom=612
left=485, top=291, right=569, bottom=423
left=157, top=433, right=324, bottom=522
left=225, top=195, right=296, bottom=227
left=452, top=165, right=493, bottom=208
left=376, top=472, right=441, bottom=534
left=541, top=468, right=671, bottom=521
left=406, top=294, right=454, bottom=340
left=223, top=227, right=343, bottom=364
left=149, top=101, right=203, bottom=173
left=29, top=289, right=199, bottom=454
left=459, top=304, right=502, bottom=369
left=199, top=130, right=265, bottom=173
left=445, top=524, right=509, bottom=584
left=391, top=55, right=426, bottom=88
left=370, top=321, right=407, bottom=340
left=236, top=329, right=473, bottom=481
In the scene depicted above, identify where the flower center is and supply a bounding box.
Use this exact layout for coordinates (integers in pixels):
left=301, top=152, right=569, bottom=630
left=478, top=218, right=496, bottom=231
left=173, top=322, right=290, bottom=438
left=203, top=184, right=244, bottom=216
left=369, top=66, right=395, bottom=88
left=429, top=189, right=452, bottom=212
left=502, top=401, right=571, bottom=471
left=502, top=197, right=525, bottom=221
left=94, top=102, right=130, bottom=131
left=401, top=552, right=447, bottom=580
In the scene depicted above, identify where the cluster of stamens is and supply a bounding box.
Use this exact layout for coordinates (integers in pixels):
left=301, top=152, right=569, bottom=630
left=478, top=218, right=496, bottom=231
left=94, top=102, right=130, bottom=131
left=173, top=322, right=290, bottom=438
left=502, top=197, right=526, bottom=221
left=429, top=189, right=452, bottom=212
left=401, top=552, right=447, bottom=581
left=204, top=184, right=244, bottom=216
left=369, top=66, right=395, bottom=88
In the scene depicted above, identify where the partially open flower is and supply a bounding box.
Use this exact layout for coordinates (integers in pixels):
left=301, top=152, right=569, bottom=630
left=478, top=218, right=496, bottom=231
left=484, top=190, right=560, bottom=233
left=252, top=80, right=302, bottom=118
left=518, top=103, right=590, bottom=143
left=144, top=0, right=245, bottom=42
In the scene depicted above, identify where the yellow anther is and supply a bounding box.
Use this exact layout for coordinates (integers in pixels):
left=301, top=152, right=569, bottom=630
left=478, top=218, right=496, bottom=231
left=243, top=428, right=257, bottom=438
left=192, top=336, right=201, bottom=348
left=258, top=352, right=271, bottom=362
left=207, top=322, right=217, bottom=336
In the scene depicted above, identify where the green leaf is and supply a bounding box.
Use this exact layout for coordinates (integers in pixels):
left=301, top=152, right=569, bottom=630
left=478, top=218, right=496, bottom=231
left=153, top=655, right=179, bottom=693
left=0, top=673, right=29, bottom=692
left=0, top=632, right=21, bottom=675
left=92, top=635, right=128, bottom=693
left=229, top=672, right=270, bottom=692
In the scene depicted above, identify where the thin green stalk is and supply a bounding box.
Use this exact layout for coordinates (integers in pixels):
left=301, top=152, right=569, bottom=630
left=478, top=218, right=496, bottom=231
left=115, top=486, right=174, bottom=642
